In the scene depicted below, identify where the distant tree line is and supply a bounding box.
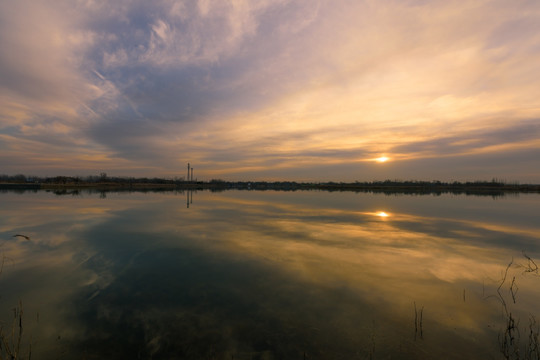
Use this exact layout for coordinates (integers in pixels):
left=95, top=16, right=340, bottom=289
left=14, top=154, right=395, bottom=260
left=0, top=174, right=537, bottom=191
left=0, top=173, right=186, bottom=185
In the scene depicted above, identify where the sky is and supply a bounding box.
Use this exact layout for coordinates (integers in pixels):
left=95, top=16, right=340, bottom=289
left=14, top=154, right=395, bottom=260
left=1, top=0, right=539, bottom=182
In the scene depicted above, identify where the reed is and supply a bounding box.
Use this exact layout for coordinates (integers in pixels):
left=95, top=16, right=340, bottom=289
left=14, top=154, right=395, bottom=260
left=0, top=247, right=31, bottom=360
left=414, top=302, right=424, bottom=340
left=0, top=300, right=26, bottom=360
left=497, top=253, right=540, bottom=360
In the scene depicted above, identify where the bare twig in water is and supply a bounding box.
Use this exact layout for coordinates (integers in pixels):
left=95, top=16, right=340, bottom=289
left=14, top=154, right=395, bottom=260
left=527, top=316, right=540, bottom=360
left=0, top=255, right=4, bottom=277
left=497, top=254, right=540, bottom=360
left=499, top=312, right=520, bottom=360
left=0, top=255, right=33, bottom=360
left=414, top=302, right=417, bottom=337
left=510, top=276, right=519, bottom=304
left=12, top=235, right=30, bottom=241
left=414, top=302, right=424, bottom=340
left=497, top=258, right=513, bottom=316
left=420, top=306, right=424, bottom=339
left=499, top=259, right=513, bottom=293
left=369, top=320, right=375, bottom=360
left=0, top=300, right=24, bottom=360
left=522, top=252, right=539, bottom=276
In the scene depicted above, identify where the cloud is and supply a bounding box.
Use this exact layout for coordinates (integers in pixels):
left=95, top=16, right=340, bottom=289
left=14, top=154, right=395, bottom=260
left=0, top=1, right=91, bottom=123
left=389, top=119, right=540, bottom=158
left=95, top=0, right=286, bottom=69
left=0, top=0, right=539, bottom=180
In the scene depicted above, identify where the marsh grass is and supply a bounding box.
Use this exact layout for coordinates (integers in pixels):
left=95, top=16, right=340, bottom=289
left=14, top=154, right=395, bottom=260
left=0, top=247, right=32, bottom=360
left=497, top=254, right=540, bottom=360
left=414, top=302, right=424, bottom=341
left=0, top=300, right=29, bottom=360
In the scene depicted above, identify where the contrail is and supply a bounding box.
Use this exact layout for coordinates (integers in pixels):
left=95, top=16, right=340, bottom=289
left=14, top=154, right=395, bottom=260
left=92, top=69, right=144, bottom=118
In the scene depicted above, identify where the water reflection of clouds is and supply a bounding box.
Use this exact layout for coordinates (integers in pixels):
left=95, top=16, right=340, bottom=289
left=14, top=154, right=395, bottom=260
left=1, top=191, right=539, bottom=358
left=187, top=193, right=540, bottom=339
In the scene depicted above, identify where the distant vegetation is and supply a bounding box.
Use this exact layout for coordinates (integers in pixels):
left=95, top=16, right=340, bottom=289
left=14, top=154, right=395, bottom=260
left=1, top=173, right=539, bottom=196
left=0, top=173, right=183, bottom=186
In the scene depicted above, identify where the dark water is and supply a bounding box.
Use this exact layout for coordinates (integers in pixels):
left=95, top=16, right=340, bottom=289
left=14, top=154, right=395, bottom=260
left=0, top=190, right=539, bottom=359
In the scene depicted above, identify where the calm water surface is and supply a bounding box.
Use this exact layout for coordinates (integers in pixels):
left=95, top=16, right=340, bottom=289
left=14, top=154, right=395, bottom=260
left=0, top=190, right=539, bottom=359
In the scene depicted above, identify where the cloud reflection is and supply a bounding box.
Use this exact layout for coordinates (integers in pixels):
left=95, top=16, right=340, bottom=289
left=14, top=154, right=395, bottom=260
left=1, top=190, right=539, bottom=358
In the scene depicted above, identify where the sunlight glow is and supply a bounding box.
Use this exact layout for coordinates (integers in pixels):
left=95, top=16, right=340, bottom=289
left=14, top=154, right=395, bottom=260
left=375, top=156, right=390, bottom=163
left=375, top=211, right=390, bottom=218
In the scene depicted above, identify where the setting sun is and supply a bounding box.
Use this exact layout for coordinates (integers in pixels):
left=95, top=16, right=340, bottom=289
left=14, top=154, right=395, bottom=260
left=375, top=156, right=390, bottom=163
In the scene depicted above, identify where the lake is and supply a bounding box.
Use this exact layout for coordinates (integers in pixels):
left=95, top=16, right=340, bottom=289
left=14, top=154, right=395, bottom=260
left=0, top=189, right=539, bottom=359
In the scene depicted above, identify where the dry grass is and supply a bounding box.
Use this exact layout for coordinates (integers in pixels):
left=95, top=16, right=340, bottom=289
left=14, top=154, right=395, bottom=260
left=0, top=250, right=31, bottom=360
left=497, top=254, right=540, bottom=360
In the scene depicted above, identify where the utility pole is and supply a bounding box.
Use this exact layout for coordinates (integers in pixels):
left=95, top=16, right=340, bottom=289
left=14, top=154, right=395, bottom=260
left=187, top=163, right=190, bottom=182
left=191, top=167, right=194, bottom=182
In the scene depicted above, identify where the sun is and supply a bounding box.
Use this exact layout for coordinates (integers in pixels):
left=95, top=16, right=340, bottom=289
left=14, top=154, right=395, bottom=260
left=375, top=156, right=390, bottom=163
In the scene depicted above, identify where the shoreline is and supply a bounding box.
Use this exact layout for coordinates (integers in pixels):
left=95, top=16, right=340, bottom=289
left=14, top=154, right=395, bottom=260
left=1, top=181, right=539, bottom=194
